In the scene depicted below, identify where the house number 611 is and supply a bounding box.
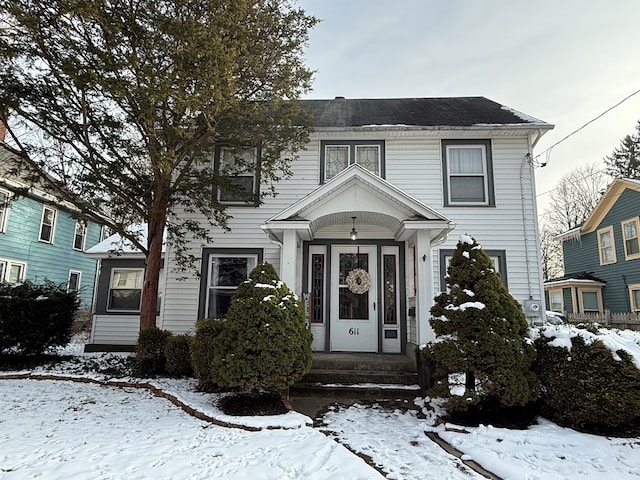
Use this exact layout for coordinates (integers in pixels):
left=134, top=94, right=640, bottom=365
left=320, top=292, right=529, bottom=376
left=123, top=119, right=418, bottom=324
left=348, top=328, right=360, bottom=335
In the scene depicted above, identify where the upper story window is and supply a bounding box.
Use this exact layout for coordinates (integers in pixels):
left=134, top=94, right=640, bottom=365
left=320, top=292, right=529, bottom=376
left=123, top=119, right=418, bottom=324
left=39, top=206, right=57, bottom=243
left=0, top=189, right=10, bottom=233
left=442, top=140, right=494, bottom=206
left=597, top=225, right=616, bottom=265
left=73, top=221, right=87, bottom=251
left=215, top=146, right=260, bottom=205
left=621, top=217, right=640, bottom=260
left=320, top=140, right=385, bottom=183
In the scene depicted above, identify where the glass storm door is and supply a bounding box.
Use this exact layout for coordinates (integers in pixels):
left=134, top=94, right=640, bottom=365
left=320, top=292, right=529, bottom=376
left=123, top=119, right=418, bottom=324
left=330, top=245, right=378, bottom=352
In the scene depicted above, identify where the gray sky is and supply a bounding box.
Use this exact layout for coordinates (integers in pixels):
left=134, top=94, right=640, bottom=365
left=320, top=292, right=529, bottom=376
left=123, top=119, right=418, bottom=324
left=298, top=0, right=640, bottom=215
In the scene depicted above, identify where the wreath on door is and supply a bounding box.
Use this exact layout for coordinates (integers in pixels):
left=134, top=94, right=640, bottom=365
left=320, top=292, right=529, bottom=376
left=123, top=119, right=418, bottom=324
left=346, top=268, right=371, bottom=294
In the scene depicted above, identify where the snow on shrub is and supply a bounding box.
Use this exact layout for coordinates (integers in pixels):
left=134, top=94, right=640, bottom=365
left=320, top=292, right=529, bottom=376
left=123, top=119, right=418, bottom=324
left=210, top=262, right=312, bottom=396
left=426, top=235, right=537, bottom=412
left=533, top=325, right=640, bottom=434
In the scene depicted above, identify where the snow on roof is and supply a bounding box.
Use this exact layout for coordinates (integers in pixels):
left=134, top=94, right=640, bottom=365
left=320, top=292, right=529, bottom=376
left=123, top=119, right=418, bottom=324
left=85, top=223, right=166, bottom=257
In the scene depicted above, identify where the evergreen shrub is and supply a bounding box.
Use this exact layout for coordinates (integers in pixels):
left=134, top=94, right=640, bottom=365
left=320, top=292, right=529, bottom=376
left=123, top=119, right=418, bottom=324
left=428, top=235, right=538, bottom=414
left=0, top=281, right=79, bottom=355
left=534, top=331, right=640, bottom=434
left=135, top=327, right=172, bottom=375
left=211, top=262, right=312, bottom=395
left=164, top=334, right=193, bottom=377
left=191, top=318, right=225, bottom=391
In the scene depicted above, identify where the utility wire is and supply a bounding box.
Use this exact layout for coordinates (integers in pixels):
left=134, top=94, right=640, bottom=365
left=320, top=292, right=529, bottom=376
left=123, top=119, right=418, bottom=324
left=534, top=87, right=640, bottom=164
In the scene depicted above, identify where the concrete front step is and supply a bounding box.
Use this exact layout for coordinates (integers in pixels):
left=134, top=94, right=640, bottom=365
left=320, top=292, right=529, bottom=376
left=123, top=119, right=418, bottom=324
left=302, top=369, right=418, bottom=385
left=311, top=353, right=416, bottom=373
left=291, top=382, right=421, bottom=400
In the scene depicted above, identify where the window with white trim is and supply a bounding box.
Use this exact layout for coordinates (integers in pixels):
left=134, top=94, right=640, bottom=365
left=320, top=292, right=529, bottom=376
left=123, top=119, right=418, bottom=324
left=68, top=270, right=81, bottom=293
left=205, top=253, right=258, bottom=318
left=629, top=283, right=640, bottom=312
left=0, top=259, right=26, bottom=284
left=215, top=147, right=259, bottom=204
left=320, top=140, right=384, bottom=182
left=108, top=268, right=144, bottom=311
left=39, top=206, right=57, bottom=243
left=442, top=140, right=494, bottom=206
left=73, top=221, right=87, bottom=251
left=597, top=225, right=616, bottom=265
left=0, top=189, right=10, bottom=233
left=621, top=217, right=640, bottom=260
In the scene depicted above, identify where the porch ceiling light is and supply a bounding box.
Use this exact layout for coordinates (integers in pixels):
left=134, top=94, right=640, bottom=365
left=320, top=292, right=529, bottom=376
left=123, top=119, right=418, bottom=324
left=350, top=216, right=358, bottom=241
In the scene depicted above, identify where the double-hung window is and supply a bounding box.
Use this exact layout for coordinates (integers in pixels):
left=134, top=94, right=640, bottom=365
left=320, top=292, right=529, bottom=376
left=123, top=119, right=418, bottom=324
left=216, top=147, right=260, bottom=205
left=439, top=249, right=507, bottom=292
left=0, top=259, right=26, bottom=284
left=597, top=226, right=616, bottom=265
left=442, top=140, right=494, bottom=206
left=39, top=206, right=56, bottom=243
left=621, top=217, right=640, bottom=260
left=73, top=221, right=87, bottom=251
left=199, top=249, right=262, bottom=319
left=321, top=140, right=384, bottom=182
left=629, top=283, right=640, bottom=312
left=0, top=189, right=10, bottom=233
left=108, top=268, right=144, bottom=311
left=68, top=270, right=81, bottom=293
left=579, top=289, right=601, bottom=313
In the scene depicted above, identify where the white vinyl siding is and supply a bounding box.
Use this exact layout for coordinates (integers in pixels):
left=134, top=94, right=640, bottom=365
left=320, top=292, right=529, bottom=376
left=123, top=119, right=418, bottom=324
left=163, top=133, right=544, bottom=336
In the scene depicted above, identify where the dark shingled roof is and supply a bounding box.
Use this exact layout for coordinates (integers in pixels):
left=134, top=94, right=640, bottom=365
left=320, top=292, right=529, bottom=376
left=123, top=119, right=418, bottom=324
left=301, top=97, right=546, bottom=128
left=544, top=272, right=607, bottom=284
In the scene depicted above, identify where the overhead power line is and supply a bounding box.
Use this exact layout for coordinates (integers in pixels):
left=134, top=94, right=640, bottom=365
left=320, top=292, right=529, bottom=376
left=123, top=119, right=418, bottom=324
left=534, top=87, right=640, bottom=165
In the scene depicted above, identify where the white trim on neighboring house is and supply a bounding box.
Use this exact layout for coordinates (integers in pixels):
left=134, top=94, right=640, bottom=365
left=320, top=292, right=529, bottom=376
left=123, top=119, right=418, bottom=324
left=629, top=283, right=640, bottom=312
left=597, top=225, right=616, bottom=265
left=621, top=216, right=640, bottom=261
left=0, top=258, right=27, bottom=284
left=38, top=205, right=57, bottom=244
left=0, top=187, right=11, bottom=233
left=68, top=270, right=82, bottom=293
left=73, top=220, right=87, bottom=251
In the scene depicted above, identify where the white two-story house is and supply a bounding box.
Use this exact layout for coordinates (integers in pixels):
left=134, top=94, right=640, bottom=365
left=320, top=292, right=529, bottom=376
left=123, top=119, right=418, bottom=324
left=87, top=96, right=552, bottom=356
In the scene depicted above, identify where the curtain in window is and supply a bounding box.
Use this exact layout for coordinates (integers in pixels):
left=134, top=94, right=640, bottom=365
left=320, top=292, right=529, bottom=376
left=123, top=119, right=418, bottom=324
left=448, top=147, right=485, bottom=203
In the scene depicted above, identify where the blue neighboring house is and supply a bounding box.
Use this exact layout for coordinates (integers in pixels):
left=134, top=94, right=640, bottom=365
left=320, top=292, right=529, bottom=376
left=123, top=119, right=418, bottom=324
left=0, top=144, right=103, bottom=307
left=544, top=178, right=640, bottom=315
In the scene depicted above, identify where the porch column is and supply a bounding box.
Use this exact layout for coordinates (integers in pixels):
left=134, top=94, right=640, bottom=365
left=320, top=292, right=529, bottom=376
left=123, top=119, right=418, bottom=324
left=280, top=229, right=298, bottom=290
left=415, top=230, right=436, bottom=345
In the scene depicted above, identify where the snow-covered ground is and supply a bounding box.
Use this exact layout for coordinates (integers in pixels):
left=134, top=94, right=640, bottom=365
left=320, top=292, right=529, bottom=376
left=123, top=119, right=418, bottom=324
left=1, top=327, right=640, bottom=479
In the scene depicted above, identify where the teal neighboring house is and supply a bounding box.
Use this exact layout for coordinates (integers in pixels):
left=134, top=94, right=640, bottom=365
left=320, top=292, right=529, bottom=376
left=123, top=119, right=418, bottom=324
left=0, top=144, right=103, bottom=307
left=544, top=178, right=640, bottom=315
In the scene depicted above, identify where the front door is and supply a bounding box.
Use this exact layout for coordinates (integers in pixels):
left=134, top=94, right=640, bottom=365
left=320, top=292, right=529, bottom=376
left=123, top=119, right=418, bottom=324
left=330, top=245, right=378, bottom=352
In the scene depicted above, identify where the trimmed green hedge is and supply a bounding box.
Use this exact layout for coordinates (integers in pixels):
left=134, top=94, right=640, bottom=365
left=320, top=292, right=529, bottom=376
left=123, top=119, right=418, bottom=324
left=0, top=281, right=79, bottom=355
left=135, top=327, right=172, bottom=375
left=165, top=334, right=193, bottom=377
left=534, top=331, right=640, bottom=434
left=191, top=318, right=225, bottom=391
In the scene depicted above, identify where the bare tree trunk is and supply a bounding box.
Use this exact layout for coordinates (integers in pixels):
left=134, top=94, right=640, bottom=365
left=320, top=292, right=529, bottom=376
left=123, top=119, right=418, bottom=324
left=139, top=198, right=168, bottom=331
left=465, top=371, right=475, bottom=392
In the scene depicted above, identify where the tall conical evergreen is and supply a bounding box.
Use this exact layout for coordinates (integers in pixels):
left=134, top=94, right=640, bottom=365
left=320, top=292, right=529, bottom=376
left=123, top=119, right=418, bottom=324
left=604, top=120, right=640, bottom=179
left=211, top=262, right=313, bottom=395
left=429, top=235, right=537, bottom=409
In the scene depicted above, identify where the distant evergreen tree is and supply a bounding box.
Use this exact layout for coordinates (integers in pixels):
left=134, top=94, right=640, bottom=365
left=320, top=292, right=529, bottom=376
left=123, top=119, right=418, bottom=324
left=429, top=236, right=537, bottom=411
left=604, top=120, right=640, bottom=179
left=211, top=262, right=312, bottom=399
